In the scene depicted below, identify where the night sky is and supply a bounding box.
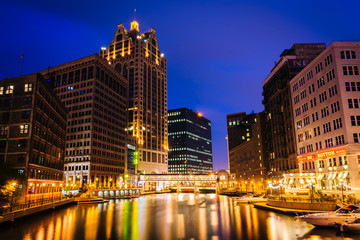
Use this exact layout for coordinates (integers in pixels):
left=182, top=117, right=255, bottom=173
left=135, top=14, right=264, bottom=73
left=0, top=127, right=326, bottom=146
left=1, top=0, right=360, bottom=170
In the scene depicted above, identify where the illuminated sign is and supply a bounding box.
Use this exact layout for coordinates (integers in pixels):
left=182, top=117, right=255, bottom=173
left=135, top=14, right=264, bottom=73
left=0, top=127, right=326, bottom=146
left=297, top=148, right=346, bottom=162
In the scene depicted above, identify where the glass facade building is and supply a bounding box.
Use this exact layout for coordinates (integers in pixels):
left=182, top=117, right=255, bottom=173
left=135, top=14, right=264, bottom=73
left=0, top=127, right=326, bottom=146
left=168, top=108, right=213, bottom=174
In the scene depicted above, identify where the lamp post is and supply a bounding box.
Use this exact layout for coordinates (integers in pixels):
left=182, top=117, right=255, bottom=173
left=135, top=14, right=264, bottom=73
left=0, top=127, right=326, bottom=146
left=52, top=183, right=55, bottom=202
left=245, top=181, right=248, bottom=193
left=340, top=179, right=344, bottom=203
left=42, top=183, right=45, bottom=204
left=10, top=182, right=17, bottom=212
left=29, top=183, right=33, bottom=207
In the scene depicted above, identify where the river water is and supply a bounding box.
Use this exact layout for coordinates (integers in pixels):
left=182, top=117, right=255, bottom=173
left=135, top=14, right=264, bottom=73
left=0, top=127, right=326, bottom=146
left=0, top=193, right=358, bottom=240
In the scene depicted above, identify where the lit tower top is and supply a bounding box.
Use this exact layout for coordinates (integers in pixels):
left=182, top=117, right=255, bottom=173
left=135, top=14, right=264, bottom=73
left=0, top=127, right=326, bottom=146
left=130, top=20, right=139, bottom=32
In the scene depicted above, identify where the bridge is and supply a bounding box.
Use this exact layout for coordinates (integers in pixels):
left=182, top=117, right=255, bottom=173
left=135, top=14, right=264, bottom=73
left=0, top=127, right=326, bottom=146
left=139, top=174, right=218, bottom=193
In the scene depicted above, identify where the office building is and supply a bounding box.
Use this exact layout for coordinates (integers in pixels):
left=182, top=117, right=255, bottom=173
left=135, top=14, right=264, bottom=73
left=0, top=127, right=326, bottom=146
left=289, top=42, right=360, bottom=194
left=168, top=108, right=213, bottom=174
left=0, top=73, right=67, bottom=201
left=227, top=112, right=267, bottom=192
left=262, top=43, right=326, bottom=181
left=100, top=20, right=168, bottom=173
left=40, top=54, right=127, bottom=188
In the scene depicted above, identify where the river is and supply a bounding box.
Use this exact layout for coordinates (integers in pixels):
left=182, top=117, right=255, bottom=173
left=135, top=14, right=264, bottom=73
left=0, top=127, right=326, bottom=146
left=0, top=193, right=358, bottom=240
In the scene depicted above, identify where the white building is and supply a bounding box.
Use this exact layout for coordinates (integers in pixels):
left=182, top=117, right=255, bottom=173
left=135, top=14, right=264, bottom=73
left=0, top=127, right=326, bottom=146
left=288, top=42, right=360, bottom=196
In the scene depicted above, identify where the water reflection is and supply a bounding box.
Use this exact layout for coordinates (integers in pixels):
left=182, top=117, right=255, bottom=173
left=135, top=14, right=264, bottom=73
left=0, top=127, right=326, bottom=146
left=0, top=193, right=358, bottom=240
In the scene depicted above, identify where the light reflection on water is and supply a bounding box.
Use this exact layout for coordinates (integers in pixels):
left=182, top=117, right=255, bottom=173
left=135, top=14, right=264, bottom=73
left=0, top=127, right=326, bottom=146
left=0, top=193, right=358, bottom=240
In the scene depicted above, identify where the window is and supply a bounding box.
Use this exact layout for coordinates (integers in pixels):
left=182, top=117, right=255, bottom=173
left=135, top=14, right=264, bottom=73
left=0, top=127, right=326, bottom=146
left=319, top=91, right=327, bottom=103
left=5, top=85, right=14, bottom=94
left=335, top=135, right=345, bottom=145
left=323, top=122, right=331, bottom=133
left=325, top=138, right=333, bottom=148
left=0, top=126, right=8, bottom=135
left=331, top=101, right=340, bottom=113
left=20, top=124, right=29, bottom=134
left=328, top=85, right=337, bottom=97
left=343, top=66, right=359, bottom=76
left=294, top=95, right=300, bottom=104
left=314, top=126, right=321, bottom=137
left=295, top=107, right=301, bottom=116
left=320, top=107, right=329, bottom=118
left=298, top=133, right=304, bottom=142
left=345, top=82, right=360, bottom=92
left=315, top=63, right=323, bottom=74
left=296, top=120, right=303, bottom=129
left=317, top=77, right=325, bottom=88
left=353, top=133, right=359, bottom=143
left=0, top=87, right=3, bottom=95
left=300, top=90, right=307, bottom=100
left=350, top=116, right=360, bottom=126
left=348, top=99, right=360, bottom=109
left=24, top=83, right=33, bottom=92
left=299, top=77, right=305, bottom=86
left=309, top=84, right=315, bottom=94
left=340, top=50, right=356, bottom=59
left=21, top=111, right=30, bottom=119
left=324, top=54, right=333, bottom=66
left=333, top=118, right=343, bottom=130
left=326, top=69, right=335, bottom=82
left=292, top=83, right=298, bottom=92
left=307, top=70, right=313, bottom=80
left=304, top=116, right=310, bottom=126
left=23, top=97, right=32, bottom=105
left=312, top=112, right=319, bottom=122
left=302, top=103, right=308, bottom=113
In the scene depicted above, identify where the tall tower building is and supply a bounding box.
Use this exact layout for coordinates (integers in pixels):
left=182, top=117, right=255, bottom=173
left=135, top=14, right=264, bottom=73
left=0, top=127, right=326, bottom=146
left=262, top=43, right=326, bottom=181
left=168, top=108, right=213, bottom=174
left=100, top=20, right=168, bottom=174
left=41, top=54, right=127, bottom=189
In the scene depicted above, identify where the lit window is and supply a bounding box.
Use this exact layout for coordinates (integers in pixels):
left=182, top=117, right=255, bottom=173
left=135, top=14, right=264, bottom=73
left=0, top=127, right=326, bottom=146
left=5, top=85, right=14, bottom=94
left=24, top=83, right=33, bottom=92
left=20, top=124, right=29, bottom=134
left=0, top=87, right=3, bottom=95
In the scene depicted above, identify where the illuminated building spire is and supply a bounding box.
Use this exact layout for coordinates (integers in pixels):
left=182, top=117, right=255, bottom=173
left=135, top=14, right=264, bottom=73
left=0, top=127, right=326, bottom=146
left=130, top=9, right=139, bottom=32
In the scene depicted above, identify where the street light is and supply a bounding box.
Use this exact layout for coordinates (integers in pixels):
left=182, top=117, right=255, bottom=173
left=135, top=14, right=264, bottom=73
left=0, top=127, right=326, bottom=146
left=10, top=182, right=17, bottom=212
left=340, top=179, right=344, bottom=203
left=52, top=183, right=55, bottom=202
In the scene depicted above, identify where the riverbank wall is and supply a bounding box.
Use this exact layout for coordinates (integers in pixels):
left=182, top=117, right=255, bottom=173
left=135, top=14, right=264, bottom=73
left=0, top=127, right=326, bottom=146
left=0, top=199, right=75, bottom=225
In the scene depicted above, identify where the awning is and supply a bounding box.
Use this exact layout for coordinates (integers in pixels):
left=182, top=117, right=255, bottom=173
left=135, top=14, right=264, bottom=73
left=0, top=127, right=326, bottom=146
left=327, top=173, right=333, bottom=180
left=317, top=174, right=324, bottom=180
left=331, top=173, right=337, bottom=180
left=289, top=178, right=294, bottom=184
left=338, top=172, right=343, bottom=179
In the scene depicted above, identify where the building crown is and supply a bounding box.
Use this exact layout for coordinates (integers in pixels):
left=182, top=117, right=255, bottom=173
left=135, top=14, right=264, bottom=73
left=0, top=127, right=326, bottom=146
left=130, top=21, right=139, bottom=32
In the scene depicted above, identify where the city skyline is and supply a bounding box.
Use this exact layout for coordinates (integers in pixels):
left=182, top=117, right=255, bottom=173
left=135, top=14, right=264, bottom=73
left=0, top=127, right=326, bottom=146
left=1, top=0, right=360, bottom=170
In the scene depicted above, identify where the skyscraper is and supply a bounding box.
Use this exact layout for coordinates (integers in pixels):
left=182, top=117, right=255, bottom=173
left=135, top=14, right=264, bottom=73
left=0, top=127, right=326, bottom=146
left=100, top=20, right=168, bottom=174
left=262, top=43, right=326, bottom=181
left=168, top=108, right=213, bottom=174
left=41, top=54, right=127, bottom=189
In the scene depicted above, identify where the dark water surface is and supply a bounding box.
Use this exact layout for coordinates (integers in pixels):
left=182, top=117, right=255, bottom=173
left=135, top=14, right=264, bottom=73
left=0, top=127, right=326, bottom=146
left=0, top=193, right=358, bottom=240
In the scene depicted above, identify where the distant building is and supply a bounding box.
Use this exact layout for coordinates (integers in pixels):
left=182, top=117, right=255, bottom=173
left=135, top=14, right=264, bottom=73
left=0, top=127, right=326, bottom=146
left=168, top=108, right=213, bottom=174
left=0, top=73, right=67, bottom=201
left=100, top=20, right=168, bottom=174
left=288, top=42, right=360, bottom=193
left=40, top=54, right=127, bottom=189
left=227, top=112, right=267, bottom=192
left=262, top=43, right=326, bottom=181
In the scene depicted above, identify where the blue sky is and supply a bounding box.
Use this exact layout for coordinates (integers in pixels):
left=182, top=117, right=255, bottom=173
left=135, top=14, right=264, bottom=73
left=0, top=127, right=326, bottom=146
left=1, top=0, right=360, bottom=170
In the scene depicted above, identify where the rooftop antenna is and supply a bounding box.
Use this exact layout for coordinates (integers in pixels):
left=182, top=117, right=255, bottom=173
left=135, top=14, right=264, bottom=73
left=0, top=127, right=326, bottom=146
left=134, top=9, right=136, bottom=21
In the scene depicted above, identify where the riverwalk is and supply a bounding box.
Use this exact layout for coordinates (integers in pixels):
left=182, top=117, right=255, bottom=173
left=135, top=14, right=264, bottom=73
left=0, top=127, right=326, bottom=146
left=0, top=198, right=75, bottom=224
